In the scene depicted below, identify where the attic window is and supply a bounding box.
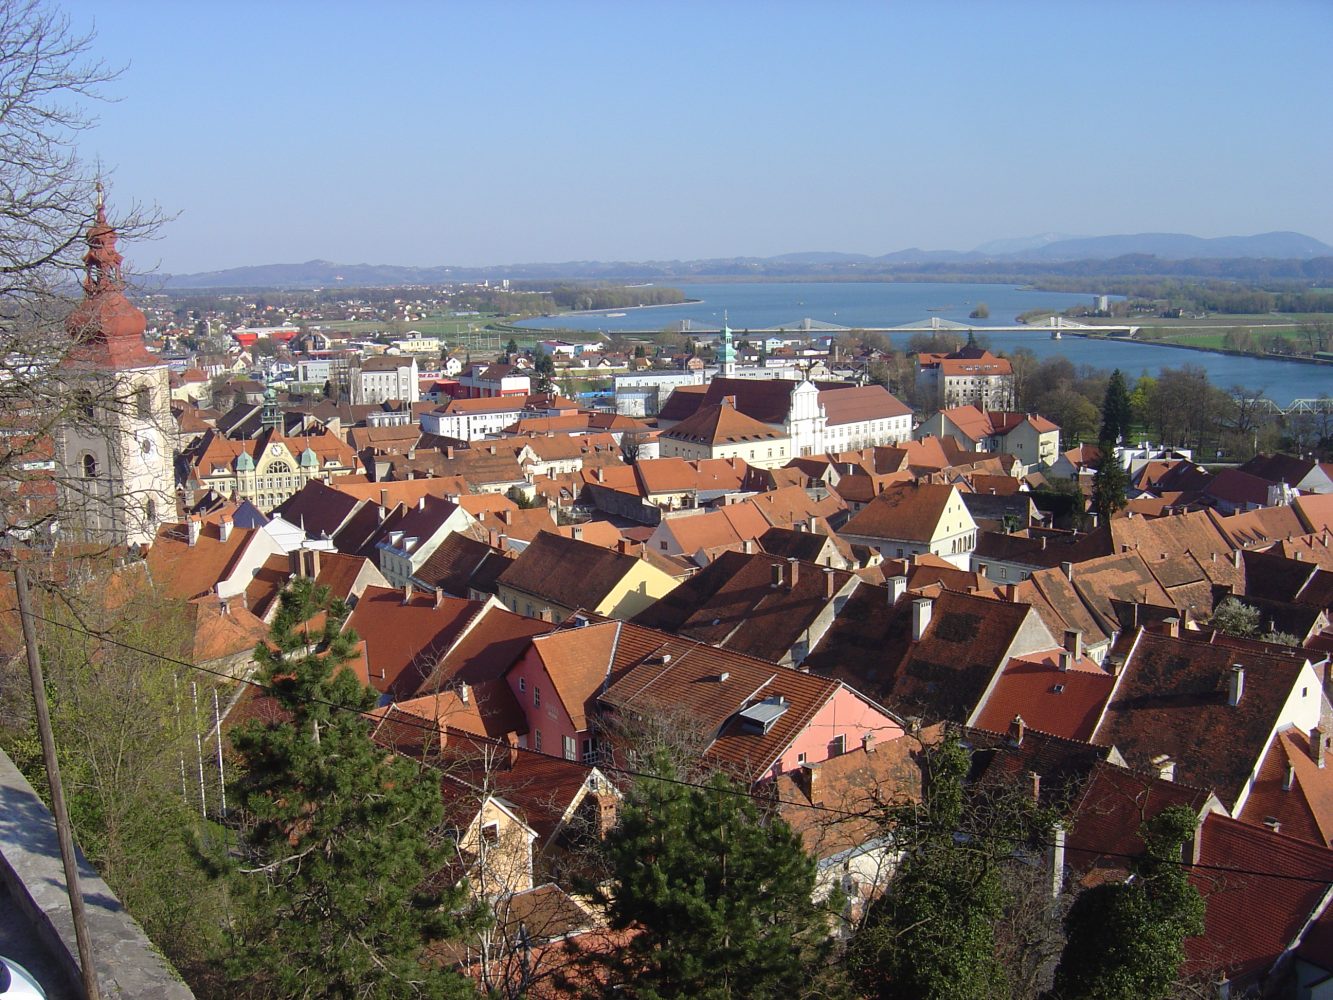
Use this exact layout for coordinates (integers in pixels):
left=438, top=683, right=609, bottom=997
left=738, top=697, right=789, bottom=735
left=1052, top=684, right=1065, bottom=694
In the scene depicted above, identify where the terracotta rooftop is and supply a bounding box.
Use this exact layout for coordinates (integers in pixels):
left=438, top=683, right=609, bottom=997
left=1186, top=813, right=1333, bottom=983
left=660, top=399, right=785, bottom=446
left=817, top=385, right=911, bottom=425
left=841, top=482, right=963, bottom=543
left=145, top=520, right=257, bottom=601
left=1092, top=629, right=1314, bottom=810
left=496, top=532, right=638, bottom=611
left=632, top=550, right=853, bottom=663
left=344, top=586, right=487, bottom=699
left=1237, top=725, right=1333, bottom=848
left=971, top=650, right=1115, bottom=742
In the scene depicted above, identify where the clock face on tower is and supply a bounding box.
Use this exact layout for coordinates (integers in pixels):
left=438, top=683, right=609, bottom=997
left=270, top=445, right=281, bottom=456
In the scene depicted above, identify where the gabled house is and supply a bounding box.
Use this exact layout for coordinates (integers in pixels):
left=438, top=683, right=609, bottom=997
left=368, top=494, right=477, bottom=586
left=343, top=585, right=492, bottom=700
left=1090, top=629, right=1327, bottom=815
left=802, top=585, right=1056, bottom=725
left=597, top=622, right=905, bottom=784
left=632, top=550, right=859, bottom=667
left=840, top=481, right=977, bottom=569
left=495, top=531, right=678, bottom=623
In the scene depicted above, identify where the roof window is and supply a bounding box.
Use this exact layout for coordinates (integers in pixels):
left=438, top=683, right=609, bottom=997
left=738, top=696, right=789, bottom=734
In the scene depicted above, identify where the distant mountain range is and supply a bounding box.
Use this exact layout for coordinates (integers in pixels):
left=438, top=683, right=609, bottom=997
left=160, top=231, right=1333, bottom=290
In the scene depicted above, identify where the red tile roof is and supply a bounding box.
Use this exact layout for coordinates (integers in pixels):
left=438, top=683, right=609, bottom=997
left=1186, top=813, right=1333, bottom=982
left=344, top=586, right=487, bottom=699
left=1092, top=630, right=1312, bottom=809
left=971, top=651, right=1115, bottom=742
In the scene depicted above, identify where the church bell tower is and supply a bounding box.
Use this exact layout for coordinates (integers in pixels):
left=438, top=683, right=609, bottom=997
left=56, top=186, right=175, bottom=549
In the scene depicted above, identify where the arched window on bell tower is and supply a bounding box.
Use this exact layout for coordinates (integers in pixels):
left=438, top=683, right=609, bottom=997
left=82, top=454, right=98, bottom=478
left=136, top=385, right=152, bottom=418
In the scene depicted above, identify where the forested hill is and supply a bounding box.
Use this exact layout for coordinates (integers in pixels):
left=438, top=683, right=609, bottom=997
left=162, top=232, right=1333, bottom=289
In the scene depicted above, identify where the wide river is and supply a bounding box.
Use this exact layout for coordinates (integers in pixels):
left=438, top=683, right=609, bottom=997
left=515, top=281, right=1331, bottom=405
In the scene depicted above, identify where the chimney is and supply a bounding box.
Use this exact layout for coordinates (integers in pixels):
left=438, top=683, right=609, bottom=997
left=377, top=504, right=387, bottom=523
left=742, top=538, right=754, bottom=554
left=911, top=597, right=933, bottom=641
left=787, top=558, right=800, bottom=589
left=571, top=524, right=583, bottom=541
left=1058, top=650, right=1073, bottom=672
left=1028, top=770, right=1041, bottom=803
left=219, top=515, right=233, bottom=542
left=1151, top=753, right=1176, bottom=782
left=825, top=567, right=837, bottom=599
left=1228, top=664, right=1244, bottom=707
left=303, top=548, right=321, bottom=579
left=458, top=682, right=470, bottom=704
left=418, top=495, right=426, bottom=510
left=434, top=587, right=445, bottom=609
left=288, top=550, right=302, bottom=576
left=1283, top=762, right=1295, bottom=791
left=380, top=488, right=388, bottom=508
left=862, top=731, right=876, bottom=754
left=1009, top=714, right=1025, bottom=745
left=1004, top=582, right=1018, bottom=602
left=1040, top=536, right=1047, bottom=550
left=402, top=582, right=414, bottom=605
left=1063, top=628, right=1083, bottom=660
left=808, top=515, right=818, bottom=534
left=445, top=445, right=455, bottom=460
left=771, top=562, right=784, bottom=588
left=1263, top=817, right=1282, bottom=834
left=537, top=606, right=554, bottom=623
left=1061, top=560, right=1073, bottom=581
left=1048, top=822, right=1067, bottom=899
left=187, top=517, right=201, bottom=547
left=798, top=761, right=821, bottom=804
left=1163, top=616, right=1180, bottom=639
left=887, top=575, right=907, bottom=605
left=595, top=467, right=605, bottom=483
left=1232, top=548, right=1242, bottom=569
left=1313, top=727, right=1327, bottom=769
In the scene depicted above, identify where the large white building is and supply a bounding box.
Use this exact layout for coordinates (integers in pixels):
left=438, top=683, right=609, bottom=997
left=658, top=377, right=913, bottom=458
left=56, top=195, right=175, bottom=549
left=352, top=355, right=419, bottom=404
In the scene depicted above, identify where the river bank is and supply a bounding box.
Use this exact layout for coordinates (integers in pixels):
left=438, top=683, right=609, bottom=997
left=1072, top=333, right=1332, bottom=369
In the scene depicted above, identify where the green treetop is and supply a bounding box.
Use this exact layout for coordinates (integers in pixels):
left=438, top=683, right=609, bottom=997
left=1051, top=806, right=1205, bottom=1000
left=848, top=737, right=1013, bottom=1000
left=577, top=755, right=836, bottom=999
left=1091, top=446, right=1130, bottom=523
left=227, top=577, right=480, bottom=999
left=1098, top=369, right=1134, bottom=446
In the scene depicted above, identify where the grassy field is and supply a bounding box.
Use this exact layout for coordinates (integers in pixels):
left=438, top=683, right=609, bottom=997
left=313, top=312, right=581, bottom=353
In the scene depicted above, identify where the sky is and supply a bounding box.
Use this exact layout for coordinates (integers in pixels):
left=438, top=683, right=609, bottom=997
left=57, top=0, right=1333, bottom=274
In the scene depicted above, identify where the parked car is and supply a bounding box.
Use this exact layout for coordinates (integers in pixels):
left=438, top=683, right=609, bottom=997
left=0, top=957, right=45, bottom=1000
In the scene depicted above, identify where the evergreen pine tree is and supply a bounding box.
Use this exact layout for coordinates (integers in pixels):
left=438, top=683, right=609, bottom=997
left=227, top=578, right=479, bottom=999
left=579, top=756, right=836, bottom=999
left=848, top=738, right=1011, bottom=1000
left=1098, top=369, right=1133, bottom=446
left=1091, top=447, right=1130, bottom=522
left=1051, top=806, right=1205, bottom=1000
left=505, top=337, right=519, bottom=359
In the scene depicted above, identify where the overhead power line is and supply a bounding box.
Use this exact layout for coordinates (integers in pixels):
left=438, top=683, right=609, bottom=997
left=11, top=604, right=1333, bottom=889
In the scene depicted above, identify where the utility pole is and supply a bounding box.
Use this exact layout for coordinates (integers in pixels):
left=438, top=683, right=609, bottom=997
left=14, top=565, right=102, bottom=1000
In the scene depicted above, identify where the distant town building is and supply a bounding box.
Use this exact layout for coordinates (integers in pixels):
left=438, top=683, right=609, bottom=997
left=917, top=345, right=1015, bottom=410
left=184, top=428, right=359, bottom=512
left=351, top=354, right=419, bottom=405
left=456, top=362, right=531, bottom=399
left=658, top=377, right=913, bottom=457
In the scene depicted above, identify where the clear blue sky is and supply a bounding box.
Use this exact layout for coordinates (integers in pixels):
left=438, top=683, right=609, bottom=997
left=60, top=0, right=1333, bottom=274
